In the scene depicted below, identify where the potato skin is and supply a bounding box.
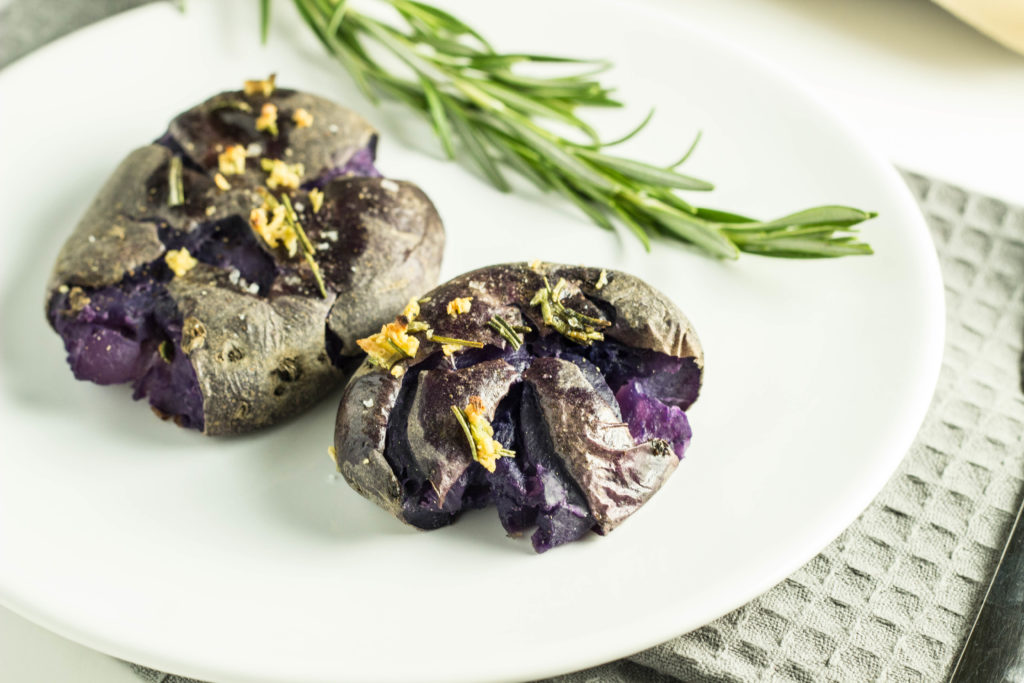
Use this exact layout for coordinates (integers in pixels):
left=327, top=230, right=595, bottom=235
left=334, top=262, right=703, bottom=531
left=46, top=87, right=444, bottom=434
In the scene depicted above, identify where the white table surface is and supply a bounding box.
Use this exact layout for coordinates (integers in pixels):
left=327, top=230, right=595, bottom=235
left=2, top=0, right=1022, bottom=681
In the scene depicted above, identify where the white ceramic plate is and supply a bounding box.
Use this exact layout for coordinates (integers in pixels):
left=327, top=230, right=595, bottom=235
left=0, top=1, right=944, bottom=681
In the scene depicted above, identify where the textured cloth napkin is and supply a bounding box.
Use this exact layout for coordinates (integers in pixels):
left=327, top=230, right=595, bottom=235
left=3, top=2, right=1023, bottom=682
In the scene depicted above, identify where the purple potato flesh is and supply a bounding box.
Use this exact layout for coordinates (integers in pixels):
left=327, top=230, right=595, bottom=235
left=333, top=262, right=703, bottom=552
left=45, top=84, right=444, bottom=434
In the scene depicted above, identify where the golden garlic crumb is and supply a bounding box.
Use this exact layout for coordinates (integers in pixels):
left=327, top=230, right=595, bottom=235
left=205, top=205, right=217, bottom=216
left=309, top=187, right=324, bottom=213
left=356, top=298, right=423, bottom=370
left=390, top=365, right=406, bottom=378
left=68, top=286, right=90, bottom=313
left=165, top=248, right=198, bottom=277
left=327, top=446, right=338, bottom=465
left=292, top=108, right=314, bottom=128
left=243, top=74, right=276, bottom=97
left=441, top=343, right=461, bottom=357
left=218, top=144, right=247, bottom=176
left=249, top=203, right=297, bottom=256
left=261, top=158, right=304, bottom=190
left=529, top=259, right=543, bottom=272
left=595, top=269, right=608, bottom=290
left=255, top=102, right=279, bottom=136
left=214, top=173, right=231, bottom=191
left=446, top=296, right=473, bottom=317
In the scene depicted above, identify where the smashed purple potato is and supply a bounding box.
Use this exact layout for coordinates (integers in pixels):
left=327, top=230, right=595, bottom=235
left=333, top=263, right=703, bottom=552
left=45, top=80, right=444, bottom=434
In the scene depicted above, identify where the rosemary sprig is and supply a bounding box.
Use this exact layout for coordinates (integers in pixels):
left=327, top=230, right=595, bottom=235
left=261, top=0, right=876, bottom=259
left=487, top=314, right=529, bottom=350
left=426, top=332, right=484, bottom=348
left=450, top=405, right=477, bottom=461
left=167, top=156, right=185, bottom=207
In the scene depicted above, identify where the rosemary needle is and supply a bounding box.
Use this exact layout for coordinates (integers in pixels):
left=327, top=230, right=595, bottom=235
left=260, top=0, right=875, bottom=260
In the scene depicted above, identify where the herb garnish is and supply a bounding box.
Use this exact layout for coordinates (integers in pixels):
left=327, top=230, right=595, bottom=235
left=530, top=277, right=611, bottom=345
left=451, top=397, right=515, bottom=472
left=260, top=1, right=875, bottom=259
left=487, top=314, right=530, bottom=350
left=427, top=332, right=484, bottom=349
left=281, top=193, right=328, bottom=298
left=255, top=188, right=328, bottom=298
left=167, top=156, right=185, bottom=207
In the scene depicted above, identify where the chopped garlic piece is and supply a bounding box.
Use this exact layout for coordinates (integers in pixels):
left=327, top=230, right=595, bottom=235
left=446, top=296, right=473, bottom=317
left=529, top=259, right=543, bottom=272
left=261, top=158, right=304, bottom=190
left=441, top=343, right=462, bottom=357
left=249, top=203, right=297, bottom=256
left=356, top=298, right=424, bottom=370
left=218, top=144, right=247, bottom=176
left=255, top=102, right=279, bottom=136
left=595, top=269, right=608, bottom=290
left=214, top=173, right=231, bottom=191
left=309, top=188, right=324, bottom=213
left=327, top=445, right=338, bottom=465
left=292, top=108, right=314, bottom=128
left=165, top=248, right=198, bottom=277
left=243, top=74, right=276, bottom=97
left=462, top=396, right=514, bottom=472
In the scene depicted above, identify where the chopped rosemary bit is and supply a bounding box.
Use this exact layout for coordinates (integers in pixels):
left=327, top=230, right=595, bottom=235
left=451, top=405, right=477, bottom=461
left=487, top=314, right=529, bottom=350
left=167, top=156, right=185, bottom=207
left=281, top=193, right=327, bottom=298
left=530, top=277, right=611, bottom=345
left=427, top=332, right=484, bottom=349
left=452, top=397, right=515, bottom=472
left=386, top=337, right=414, bottom=358
left=158, top=340, right=174, bottom=364
left=212, top=100, right=253, bottom=113
left=650, top=439, right=672, bottom=456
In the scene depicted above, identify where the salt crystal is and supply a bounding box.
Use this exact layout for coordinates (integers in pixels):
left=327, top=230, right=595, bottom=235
left=246, top=142, right=263, bottom=157
left=228, top=269, right=241, bottom=285
left=317, top=242, right=330, bottom=251
left=323, top=230, right=338, bottom=241
left=361, top=398, right=373, bottom=408
left=380, top=179, right=399, bottom=193
left=328, top=124, right=339, bottom=133
left=247, top=282, right=260, bottom=295
left=88, top=235, right=96, bottom=243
